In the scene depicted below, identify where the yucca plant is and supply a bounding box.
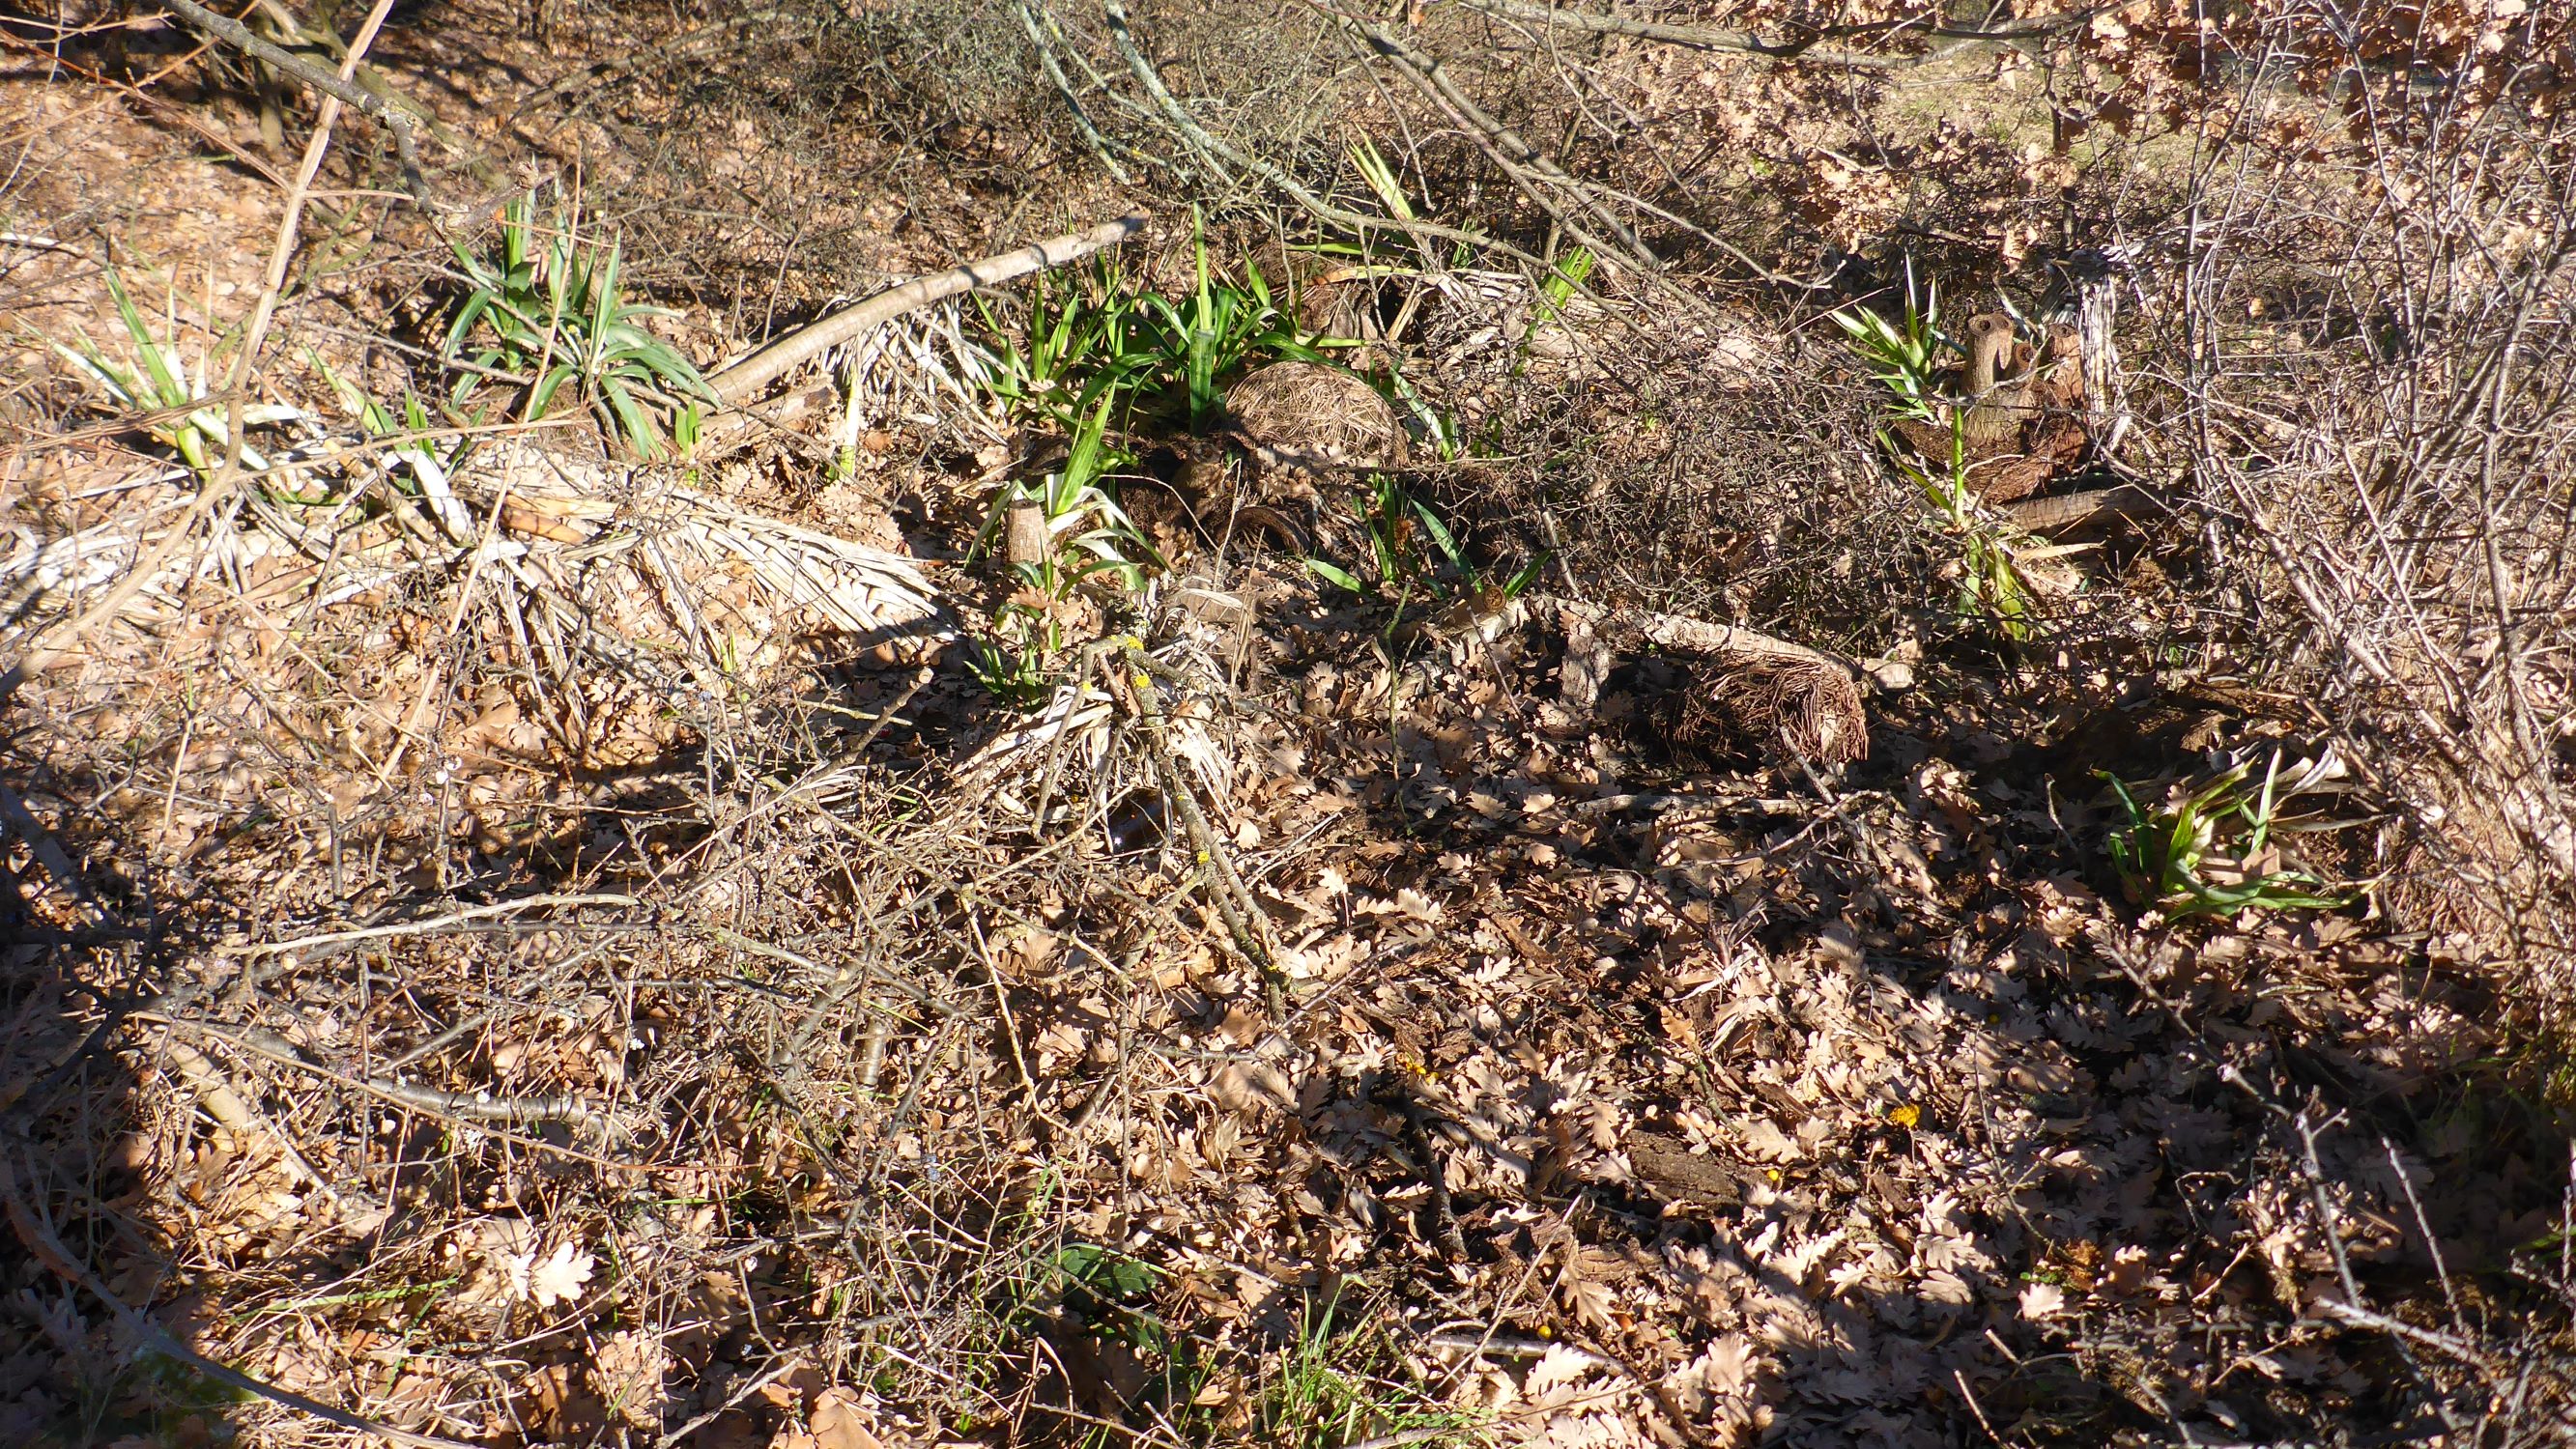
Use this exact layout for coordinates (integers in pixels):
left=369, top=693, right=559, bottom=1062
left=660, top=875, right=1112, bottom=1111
left=974, top=216, right=1332, bottom=436
left=2101, top=750, right=2354, bottom=921
left=1142, top=240, right=1309, bottom=430
left=1831, top=280, right=1945, bottom=429
left=443, top=191, right=715, bottom=459
left=1312, top=475, right=1538, bottom=639
left=1534, top=245, right=1595, bottom=323
left=971, top=255, right=1160, bottom=430
left=966, top=606, right=1068, bottom=708
left=304, top=350, right=477, bottom=535
left=50, top=265, right=301, bottom=482
left=1834, top=279, right=2042, bottom=639
left=1348, top=136, right=1418, bottom=225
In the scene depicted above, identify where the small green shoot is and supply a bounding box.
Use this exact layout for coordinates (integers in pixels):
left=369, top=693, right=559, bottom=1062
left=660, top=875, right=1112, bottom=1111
left=1386, top=369, right=1461, bottom=462
left=1353, top=472, right=1471, bottom=596
left=1837, top=279, right=2042, bottom=639
left=443, top=190, right=715, bottom=459
left=1830, top=280, right=1945, bottom=428
left=1535, top=245, right=1595, bottom=323
left=2100, top=749, right=2355, bottom=922
left=1500, top=553, right=1551, bottom=600
left=304, top=350, right=477, bottom=531
left=967, top=605, right=1068, bottom=709
left=1305, top=557, right=1365, bottom=593
left=1227, top=1290, right=1481, bottom=1449
left=49, top=265, right=300, bottom=481
left=1348, top=136, right=1418, bottom=223
left=1042, top=1243, right=1166, bottom=1355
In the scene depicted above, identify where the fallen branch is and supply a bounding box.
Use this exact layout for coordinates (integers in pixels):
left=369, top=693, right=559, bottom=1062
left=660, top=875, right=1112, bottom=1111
left=1117, top=645, right=1286, bottom=1013
left=137, top=1011, right=645, bottom=1169
left=707, top=215, right=1150, bottom=405
left=159, top=1036, right=338, bottom=1192
left=157, top=0, right=426, bottom=196
left=218, top=892, right=644, bottom=958
left=1455, top=0, right=2122, bottom=67
left=1092, top=0, right=1566, bottom=279
left=1452, top=0, right=1889, bottom=64
left=1019, top=0, right=1133, bottom=184
left=1321, top=5, right=1658, bottom=276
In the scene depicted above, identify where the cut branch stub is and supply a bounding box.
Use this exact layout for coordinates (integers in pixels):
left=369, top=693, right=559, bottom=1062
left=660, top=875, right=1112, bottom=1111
left=1531, top=596, right=1869, bottom=764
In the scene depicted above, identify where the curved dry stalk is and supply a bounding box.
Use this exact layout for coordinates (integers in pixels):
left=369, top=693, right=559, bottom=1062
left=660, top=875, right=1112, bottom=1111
left=1017, top=0, right=1133, bottom=184
left=1116, top=644, right=1284, bottom=1013
left=1317, top=3, right=1661, bottom=279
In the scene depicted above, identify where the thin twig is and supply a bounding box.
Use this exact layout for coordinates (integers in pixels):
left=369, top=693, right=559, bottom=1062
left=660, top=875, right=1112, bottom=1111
left=1321, top=5, right=1660, bottom=276
left=136, top=1011, right=644, bottom=1169
left=1451, top=0, right=2115, bottom=65
left=1096, top=0, right=1562, bottom=277
left=219, top=892, right=644, bottom=958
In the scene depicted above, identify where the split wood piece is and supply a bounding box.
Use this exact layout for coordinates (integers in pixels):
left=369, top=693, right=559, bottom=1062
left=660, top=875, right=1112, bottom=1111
left=158, top=1013, right=618, bottom=1141
left=2050, top=245, right=2132, bottom=445
left=2004, top=483, right=2162, bottom=534
left=1004, top=496, right=1049, bottom=568
left=160, top=0, right=424, bottom=194
left=707, top=215, right=1148, bottom=406
left=1525, top=595, right=1870, bottom=765
left=1624, top=1129, right=1752, bottom=1210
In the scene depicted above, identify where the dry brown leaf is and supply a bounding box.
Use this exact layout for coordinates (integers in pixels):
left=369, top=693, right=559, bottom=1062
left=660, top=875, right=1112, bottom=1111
left=518, top=1240, right=596, bottom=1310
left=808, top=1386, right=888, bottom=1449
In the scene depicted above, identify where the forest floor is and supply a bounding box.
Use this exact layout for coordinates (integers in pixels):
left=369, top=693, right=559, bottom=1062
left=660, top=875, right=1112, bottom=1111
left=3, top=3, right=2571, bottom=1448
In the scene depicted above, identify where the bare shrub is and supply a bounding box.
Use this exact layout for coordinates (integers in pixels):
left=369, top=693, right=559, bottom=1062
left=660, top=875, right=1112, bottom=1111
left=2126, top=1, right=2576, bottom=992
